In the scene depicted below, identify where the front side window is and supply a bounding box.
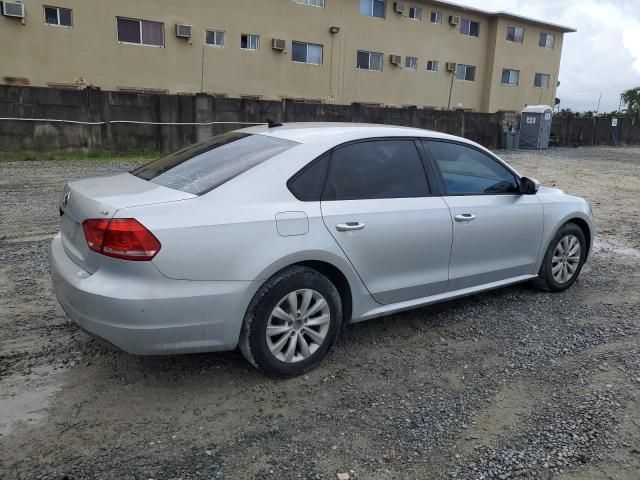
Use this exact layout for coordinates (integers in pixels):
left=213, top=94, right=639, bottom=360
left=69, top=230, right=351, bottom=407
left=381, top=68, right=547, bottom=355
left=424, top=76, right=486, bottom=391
left=132, top=133, right=298, bottom=195
left=534, top=73, right=550, bottom=89
left=409, top=6, right=422, bottom=20
left=426, top=141, right=519, bottom=195
left=360, top=0, right=386, bottom=19
left=501, top=68, right=519, bottom=85
left=430, top=11, right=442, bottom=24
left=295, top=0, right=325, bottom=6
left=426, top=60, right=439, bottom=72
left=405, top=56, right=418, bottom=70
left=357, top=50, right=383, bottom=71
left=117, top=18, right=164, bottom=46
left=44, top=6, right=72, bottom=26
left=460, top=18, right=480, bottom=37
left=455, top=64, right=476, bottom=81
left=206, top=29, right=225, bottom=47
left=292, top=41, right=323, bottom=64
left=506, top=25, right=524, bottom=43
left=323, top=140, right=429, bottom=200
left=539, top=33, right=555, bottom=48
left=241, top=34, right=260, bottom=50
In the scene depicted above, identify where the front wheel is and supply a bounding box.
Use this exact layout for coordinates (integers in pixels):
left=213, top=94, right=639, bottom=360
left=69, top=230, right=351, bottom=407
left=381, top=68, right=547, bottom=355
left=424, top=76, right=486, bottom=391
left=535, top=223, right=587, bottom=292
left=239, top=266, right=342, bottom=378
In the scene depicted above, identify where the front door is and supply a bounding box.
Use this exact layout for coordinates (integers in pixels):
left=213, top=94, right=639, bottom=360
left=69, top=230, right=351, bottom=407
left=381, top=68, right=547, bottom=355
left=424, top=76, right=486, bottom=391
left=424, top=140, right=544, bottom=291
left=321, top=139, right=453, bottom=304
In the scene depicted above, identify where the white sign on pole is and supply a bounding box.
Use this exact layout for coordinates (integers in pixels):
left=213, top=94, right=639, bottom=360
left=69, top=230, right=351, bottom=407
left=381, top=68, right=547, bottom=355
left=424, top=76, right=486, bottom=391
left=611, top=118, right=618, bottom=127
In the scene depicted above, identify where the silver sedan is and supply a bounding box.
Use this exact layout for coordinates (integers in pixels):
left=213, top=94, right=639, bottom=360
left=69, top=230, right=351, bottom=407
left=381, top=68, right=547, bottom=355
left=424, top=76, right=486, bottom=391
left=49, top=123, right=593, bottom=377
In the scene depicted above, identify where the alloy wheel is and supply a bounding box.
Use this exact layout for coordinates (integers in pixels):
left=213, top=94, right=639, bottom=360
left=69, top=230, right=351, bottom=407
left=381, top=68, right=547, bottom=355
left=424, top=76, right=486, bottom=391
left=551, top=234, right=581, bottom=284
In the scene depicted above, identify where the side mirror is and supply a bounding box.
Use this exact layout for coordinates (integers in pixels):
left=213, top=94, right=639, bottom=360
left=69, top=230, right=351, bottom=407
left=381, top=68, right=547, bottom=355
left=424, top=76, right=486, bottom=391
left=519, top=177, right=540, bottom=195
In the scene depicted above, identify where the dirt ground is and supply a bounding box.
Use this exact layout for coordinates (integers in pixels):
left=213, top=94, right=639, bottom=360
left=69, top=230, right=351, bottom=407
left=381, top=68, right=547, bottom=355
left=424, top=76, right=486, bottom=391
left=1, top=146, right=639, bottom=480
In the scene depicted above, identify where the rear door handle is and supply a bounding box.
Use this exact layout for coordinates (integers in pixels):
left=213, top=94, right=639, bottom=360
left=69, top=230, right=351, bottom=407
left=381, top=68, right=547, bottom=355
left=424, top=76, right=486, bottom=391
left=454, top=213, right=477, bottom=222
left=336, top=222, right=366, bottom=232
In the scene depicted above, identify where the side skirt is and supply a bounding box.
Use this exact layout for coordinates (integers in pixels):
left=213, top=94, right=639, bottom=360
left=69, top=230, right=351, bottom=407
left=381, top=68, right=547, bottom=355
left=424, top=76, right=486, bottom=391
left=352, top=274, right=537, bottom=323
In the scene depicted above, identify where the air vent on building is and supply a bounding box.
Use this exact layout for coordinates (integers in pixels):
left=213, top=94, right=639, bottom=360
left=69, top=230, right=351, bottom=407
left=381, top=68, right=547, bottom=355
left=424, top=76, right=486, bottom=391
left=448, top=15, right=460, bottom=26
left=394, top=2, right=407, bottom=14
left=2, top=1, right=25, bottom=18
left=272, top=38, right=286, bottom=51
left=389, top=54, right=402, bottom=65
left=175, top=24, right=192, bottom=38
left=446, top=62, right=457, bottom=72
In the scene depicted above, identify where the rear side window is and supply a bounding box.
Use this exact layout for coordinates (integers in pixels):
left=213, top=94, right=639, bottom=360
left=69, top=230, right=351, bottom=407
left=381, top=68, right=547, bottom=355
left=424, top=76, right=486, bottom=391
left=323, top=140, right=430, bottom=200
left=425, top=141, right=519, bottom=195
left=288, top=154, right=330, bottom=201
left=132, top=133, right=298, bottom=195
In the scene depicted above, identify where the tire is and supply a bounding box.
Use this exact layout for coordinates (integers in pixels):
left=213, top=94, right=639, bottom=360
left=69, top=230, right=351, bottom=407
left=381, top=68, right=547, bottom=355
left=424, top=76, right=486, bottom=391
left=239, top=266, right=342, bottom=378
left=535, top=222, right=587, bottom=293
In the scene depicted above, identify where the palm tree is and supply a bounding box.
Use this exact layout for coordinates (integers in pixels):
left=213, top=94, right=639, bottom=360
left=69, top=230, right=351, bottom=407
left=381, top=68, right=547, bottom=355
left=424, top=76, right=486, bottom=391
left=621, top=87, right=640, bottom=114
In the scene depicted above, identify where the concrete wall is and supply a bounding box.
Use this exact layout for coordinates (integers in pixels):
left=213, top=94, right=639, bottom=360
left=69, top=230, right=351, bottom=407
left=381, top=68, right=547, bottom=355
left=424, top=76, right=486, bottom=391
left=0, top=0, right=572, bottom=113
left=2, top=86, right=639, bottom=154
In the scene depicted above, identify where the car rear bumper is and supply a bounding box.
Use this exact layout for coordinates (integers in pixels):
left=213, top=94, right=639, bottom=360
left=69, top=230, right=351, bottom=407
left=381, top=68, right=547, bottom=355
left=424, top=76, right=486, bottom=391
left=49, top=233, right=256, bottom=355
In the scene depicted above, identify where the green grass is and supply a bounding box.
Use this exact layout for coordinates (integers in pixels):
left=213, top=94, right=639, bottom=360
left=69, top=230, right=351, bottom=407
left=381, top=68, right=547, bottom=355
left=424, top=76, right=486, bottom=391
left=0, top=150, right=161, bottom=163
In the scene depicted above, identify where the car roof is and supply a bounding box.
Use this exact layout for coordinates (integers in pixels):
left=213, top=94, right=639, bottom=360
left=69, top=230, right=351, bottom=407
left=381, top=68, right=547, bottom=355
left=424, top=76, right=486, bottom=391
left=237, top=122, right=469, bottom=146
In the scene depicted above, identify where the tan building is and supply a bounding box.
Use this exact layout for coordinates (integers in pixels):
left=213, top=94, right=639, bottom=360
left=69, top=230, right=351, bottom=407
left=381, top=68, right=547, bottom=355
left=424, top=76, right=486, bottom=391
left=0, top=0, right=575, bottom=112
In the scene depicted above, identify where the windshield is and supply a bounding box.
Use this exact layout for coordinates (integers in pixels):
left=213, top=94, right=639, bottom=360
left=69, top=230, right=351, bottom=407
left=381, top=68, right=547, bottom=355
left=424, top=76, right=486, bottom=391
left=131, top=132, right=298, bottom=195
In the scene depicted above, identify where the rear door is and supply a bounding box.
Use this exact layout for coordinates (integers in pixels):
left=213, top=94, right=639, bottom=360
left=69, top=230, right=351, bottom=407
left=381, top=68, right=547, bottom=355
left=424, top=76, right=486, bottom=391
left=320, top=139, right=452, bottom=304
left=423, top=140, right=543, bottom=291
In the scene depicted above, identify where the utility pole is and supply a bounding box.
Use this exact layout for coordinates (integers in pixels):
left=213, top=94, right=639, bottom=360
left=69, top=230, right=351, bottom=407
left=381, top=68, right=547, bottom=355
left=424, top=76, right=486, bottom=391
left=447, top=70, right=455, bottom=110
left=595, top=93, right=602, bottom=115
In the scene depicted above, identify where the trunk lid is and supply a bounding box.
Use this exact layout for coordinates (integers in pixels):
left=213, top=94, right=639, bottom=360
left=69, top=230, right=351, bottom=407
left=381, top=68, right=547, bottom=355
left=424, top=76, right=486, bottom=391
left=59, top=172, right=195, bottom=272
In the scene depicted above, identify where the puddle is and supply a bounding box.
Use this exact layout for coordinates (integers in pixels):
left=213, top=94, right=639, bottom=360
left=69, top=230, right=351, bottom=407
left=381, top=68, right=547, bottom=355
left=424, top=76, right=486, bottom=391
left=593, top=238, right=640, bottom=257
left=0, top=364, right=64, bottom=436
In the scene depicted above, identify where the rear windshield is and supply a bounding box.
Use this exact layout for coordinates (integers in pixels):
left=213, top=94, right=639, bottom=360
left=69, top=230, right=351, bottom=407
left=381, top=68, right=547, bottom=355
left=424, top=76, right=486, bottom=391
left=131, top=132, right=298, bottom=195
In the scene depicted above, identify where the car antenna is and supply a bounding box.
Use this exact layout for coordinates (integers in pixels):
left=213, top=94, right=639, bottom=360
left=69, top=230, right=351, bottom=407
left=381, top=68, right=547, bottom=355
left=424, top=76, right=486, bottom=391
left=267, top=118, right=283, bottom=128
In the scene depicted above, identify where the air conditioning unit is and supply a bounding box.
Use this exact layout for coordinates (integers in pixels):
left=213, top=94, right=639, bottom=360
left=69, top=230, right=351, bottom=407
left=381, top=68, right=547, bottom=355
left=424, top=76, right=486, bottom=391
left=175, top=24, right=192, bottom=38
left=2, top=1, right=25, bottom=18
left=389, top=54, right=402, bottom=65
left=394, top=2, right=407, bottom=14
left=272, top=38, right=286, bottom=51
left=449, top=15, right=460, bottom=25
left=446, top=62, right=457, bottom=72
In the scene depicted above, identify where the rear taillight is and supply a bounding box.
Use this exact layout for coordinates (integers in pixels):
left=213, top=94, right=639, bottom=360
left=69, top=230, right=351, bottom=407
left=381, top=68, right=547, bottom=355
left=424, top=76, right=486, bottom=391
left=82, top=218, right=161, bottom=261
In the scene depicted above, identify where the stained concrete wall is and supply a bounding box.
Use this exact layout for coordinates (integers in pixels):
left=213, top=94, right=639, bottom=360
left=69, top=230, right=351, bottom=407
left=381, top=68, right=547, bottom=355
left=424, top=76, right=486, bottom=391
left=1, top=85, right=639, bottom=154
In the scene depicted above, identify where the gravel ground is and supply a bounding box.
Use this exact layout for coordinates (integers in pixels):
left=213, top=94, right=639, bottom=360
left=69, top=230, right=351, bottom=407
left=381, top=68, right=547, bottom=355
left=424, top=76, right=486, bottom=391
left=1, top=146, right=639, bottom=480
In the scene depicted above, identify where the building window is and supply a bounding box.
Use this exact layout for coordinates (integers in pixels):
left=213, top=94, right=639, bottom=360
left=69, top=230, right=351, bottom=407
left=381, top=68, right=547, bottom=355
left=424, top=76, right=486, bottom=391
left=360, top=0, right=386, bottom=19
left=117, top=18, right=164, bottom=47
left=241, top=34, right=260, bottom=50
left=460, top=18, right=480, bottom=37
left=426, top=60, right=439, bottom=72
left=357, top=50, right=383, bottom=71
left=409, top=6, right=422, bottom=20
left=44, top=6, right=72, bottom=27
left=292, top=41, right=323, bottom=65
left=455, top=64, right=476, bottom=81
left=534, top=73, right=550, bottom=88
left=205, top=30, right=225, bottom=47
left=506, top=25, right=524, bottom=43
left=295, top=0, right=325, bottom=6
left=539, top=33, right=555, bottom=48
left=405, top=56, right=418, bottom=70
left=501, top=69, right=519, bottom=85
left=430, top=11, right=442, bottom=24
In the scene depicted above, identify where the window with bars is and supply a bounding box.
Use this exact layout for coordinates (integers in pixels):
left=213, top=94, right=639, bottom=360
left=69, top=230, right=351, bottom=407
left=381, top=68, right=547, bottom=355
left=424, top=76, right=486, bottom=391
left=117, top=18, right=164, bottom=47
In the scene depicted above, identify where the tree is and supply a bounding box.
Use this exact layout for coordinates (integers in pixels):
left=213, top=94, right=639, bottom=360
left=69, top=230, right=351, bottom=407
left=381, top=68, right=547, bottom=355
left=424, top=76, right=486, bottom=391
left=621, top=87, right=640, bottom=114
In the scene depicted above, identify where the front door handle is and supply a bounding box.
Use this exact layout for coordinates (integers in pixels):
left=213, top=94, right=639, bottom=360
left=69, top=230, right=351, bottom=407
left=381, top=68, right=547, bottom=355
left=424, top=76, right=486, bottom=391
left=454, top=213, right=477, bottom=222
left=336, top=222, right=366, bottom=232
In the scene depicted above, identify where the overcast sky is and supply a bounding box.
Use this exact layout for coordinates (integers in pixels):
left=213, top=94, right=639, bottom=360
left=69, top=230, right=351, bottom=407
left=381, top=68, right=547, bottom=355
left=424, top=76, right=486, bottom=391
left=447, top=0, right=640, bottom=112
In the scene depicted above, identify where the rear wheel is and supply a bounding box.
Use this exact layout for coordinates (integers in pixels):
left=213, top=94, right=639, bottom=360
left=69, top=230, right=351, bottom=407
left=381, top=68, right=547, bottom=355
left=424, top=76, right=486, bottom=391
left=535, top=223, right=587, bottom=292
left=239, top=266, right=342, bottom=377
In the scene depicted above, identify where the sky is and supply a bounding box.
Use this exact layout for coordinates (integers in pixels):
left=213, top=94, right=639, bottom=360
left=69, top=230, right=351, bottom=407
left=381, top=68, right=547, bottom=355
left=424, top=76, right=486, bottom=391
left=446, top=0, right=640, bottom=112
